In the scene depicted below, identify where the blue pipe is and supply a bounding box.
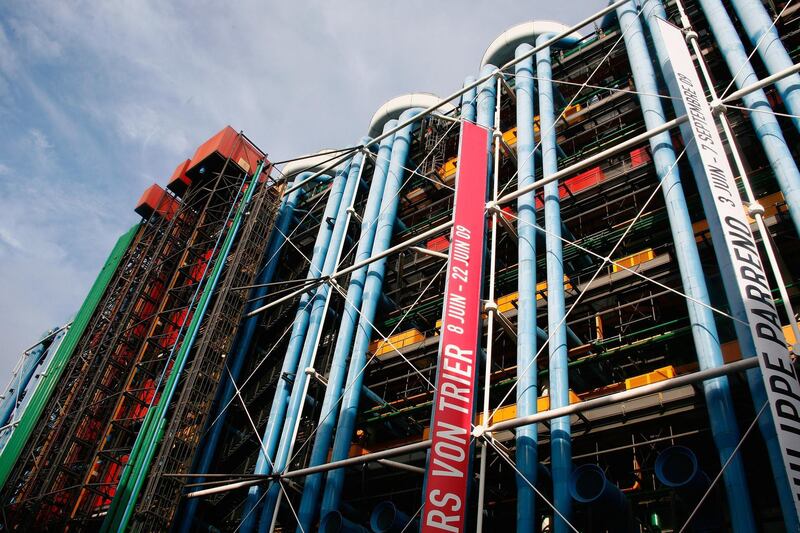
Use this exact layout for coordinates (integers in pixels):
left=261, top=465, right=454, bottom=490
left=537, top=33, right=580, bottom=533
left=727, top=0, right=800, bottom=133
left=694, top=0, right=800, bottom=237
left=615, top=3, right=756, bottom=530
left=320, top=511, right=369, bottom=533
left=240, top=165, right=349, bottom=530
left=514, top=44, right=540, bottom=532
left=655, top=446, right=722, bottom=532
left=179, top=179, right=306, bottom=531
left=256, top=142, right=372, bottom=530
left=0, top=336, right=50, bottom=428
left=462, top=76, right=478, bottom=123
left=640, top=1, right=798, bottom=528
left=569, top=464, right=626, bottom=509
left=569, top=464, right=629, bottom=531
left=296, top=124, right=399, bottom=532
left=320, top=108, right=421, bottom=516
left=476, top=65, right=497, bottom=130
left=369, top=501, right=415, bottom=533
left=655, top=446, right=711, bottom=494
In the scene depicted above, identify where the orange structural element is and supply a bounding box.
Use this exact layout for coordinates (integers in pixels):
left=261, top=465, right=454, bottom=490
left=368, top=329, right=425, bottom=357
left=188, top=126, right=264, bottom=176
left=612, top=248, right=656, bottom=272
left=134, top=184, right=180, bottom=221
left=624, top=366, right=676, bottom=390
left=167, top=158, right=192, bottom=195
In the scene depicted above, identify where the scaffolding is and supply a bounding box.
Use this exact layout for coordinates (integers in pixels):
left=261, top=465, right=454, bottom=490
left=3, top=0, right=800, bottom=531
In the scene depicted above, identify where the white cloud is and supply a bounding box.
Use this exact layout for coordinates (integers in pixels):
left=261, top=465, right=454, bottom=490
left=0, top=0, right=608, bottom=375
left=8, top=18, right=61, bottom=59
left=0, top=227, right=22, bottom=251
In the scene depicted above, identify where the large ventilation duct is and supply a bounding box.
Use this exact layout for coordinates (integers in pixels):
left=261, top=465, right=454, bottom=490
left=640, top=1, right=798, bottom=529
left=257, top=140, right=372, bottom=530
left=180, top=176, right=306, bottom=531
left=239, top=163, right=348, bottom=531
left=482, top=21, right=582, bottom=532
left=368, top=94, right=455, bottom=137
left=727, top=0, right=800, bottom=134
left=321, top=99, right=440, bottom=516
left=655, top=446, right=722, bottom=532
left=369, top=501, right=415, bottom=533
left=320, top=510, right=370, bottom=533
left=613, top=2, right=756, bottom=530
left=295, top=121, right=399, bottom=531
left=480, top=21, right=582, bottom=68
left=282, top=149, right=349, bottom=180
left=569, top=464, right=630, bottom=531
left=479, top=21, right=581, bottom=531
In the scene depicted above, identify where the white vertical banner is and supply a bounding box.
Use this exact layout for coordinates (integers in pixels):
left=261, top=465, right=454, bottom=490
left=658, top=18, right=800, bottom=521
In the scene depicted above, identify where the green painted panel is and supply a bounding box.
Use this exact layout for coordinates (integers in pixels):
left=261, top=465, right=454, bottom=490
left=0, top=224, right=140, bottom=489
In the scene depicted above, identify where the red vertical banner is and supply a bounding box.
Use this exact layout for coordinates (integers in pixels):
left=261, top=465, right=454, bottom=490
left=422, top=122, right=489, bottom=532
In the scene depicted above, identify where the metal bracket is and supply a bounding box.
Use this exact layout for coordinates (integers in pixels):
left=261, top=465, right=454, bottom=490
left=346, top=206, right=363, bottom=223
left=747, top=202, right=765, bottom=217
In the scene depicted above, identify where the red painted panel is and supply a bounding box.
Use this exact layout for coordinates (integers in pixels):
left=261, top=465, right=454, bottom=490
left=427, top=236, right=450, bottom=253
left=630, top=147, right=651, bottom=168
left=167, top=158, right=192, bottom=195
left=422, top=122, right=489, bottom=533
left=134, top=184, right=179, bottom=221
left=187, top=126, right=264, bottom=176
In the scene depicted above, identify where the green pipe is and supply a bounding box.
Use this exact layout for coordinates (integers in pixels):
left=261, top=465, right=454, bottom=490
left=0, top=225, right=139, bottom=490
left=102, top=162, right=265, bottom=532
left=592, top=318, right=686, bottom=348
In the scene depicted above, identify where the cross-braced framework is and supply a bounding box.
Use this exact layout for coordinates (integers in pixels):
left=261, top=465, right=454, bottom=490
left=0, top=135, right=279, bottom=531
left=1, top=188, right=188, bottom=529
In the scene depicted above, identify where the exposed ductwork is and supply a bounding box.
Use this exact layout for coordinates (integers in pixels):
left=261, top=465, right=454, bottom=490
left=612, top=2, right=756, bottom=529
left=257, top=141, right=372, bottom=531
left=369, top=501, right=415, bottom=533
left=727, top=0, right=800, bottom=133
left=320, top=510, right=370, bottom=533
left=655, top=446, right=723, bottom=532
left=640, top=1, right=798, bottom=528
left=321, top=106, right=426, bottom=517
left=296, top=122, right=399, bottom=531
left=535, top=27, right=582, bottom=533
left=569, top=464, right=630, bottom=530
left=240, top=164, right=348, bottom=532
left=368, top=94, right=456, bottom=138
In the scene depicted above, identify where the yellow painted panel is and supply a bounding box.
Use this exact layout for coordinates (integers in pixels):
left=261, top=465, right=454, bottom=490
left=612, top=248, right=656, bottom=272
left=624, top=365, right=676, bottom=390
left=369, top=329, right=425, bottom=357
left=475, top=390, right=581, bottom=425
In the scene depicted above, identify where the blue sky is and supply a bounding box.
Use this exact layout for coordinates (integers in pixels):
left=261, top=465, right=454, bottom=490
left=0, top=0, right=605, bottom=378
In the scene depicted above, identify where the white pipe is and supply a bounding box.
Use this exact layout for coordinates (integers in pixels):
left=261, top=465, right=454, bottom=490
left=475, top=74, right=502, bottom=533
